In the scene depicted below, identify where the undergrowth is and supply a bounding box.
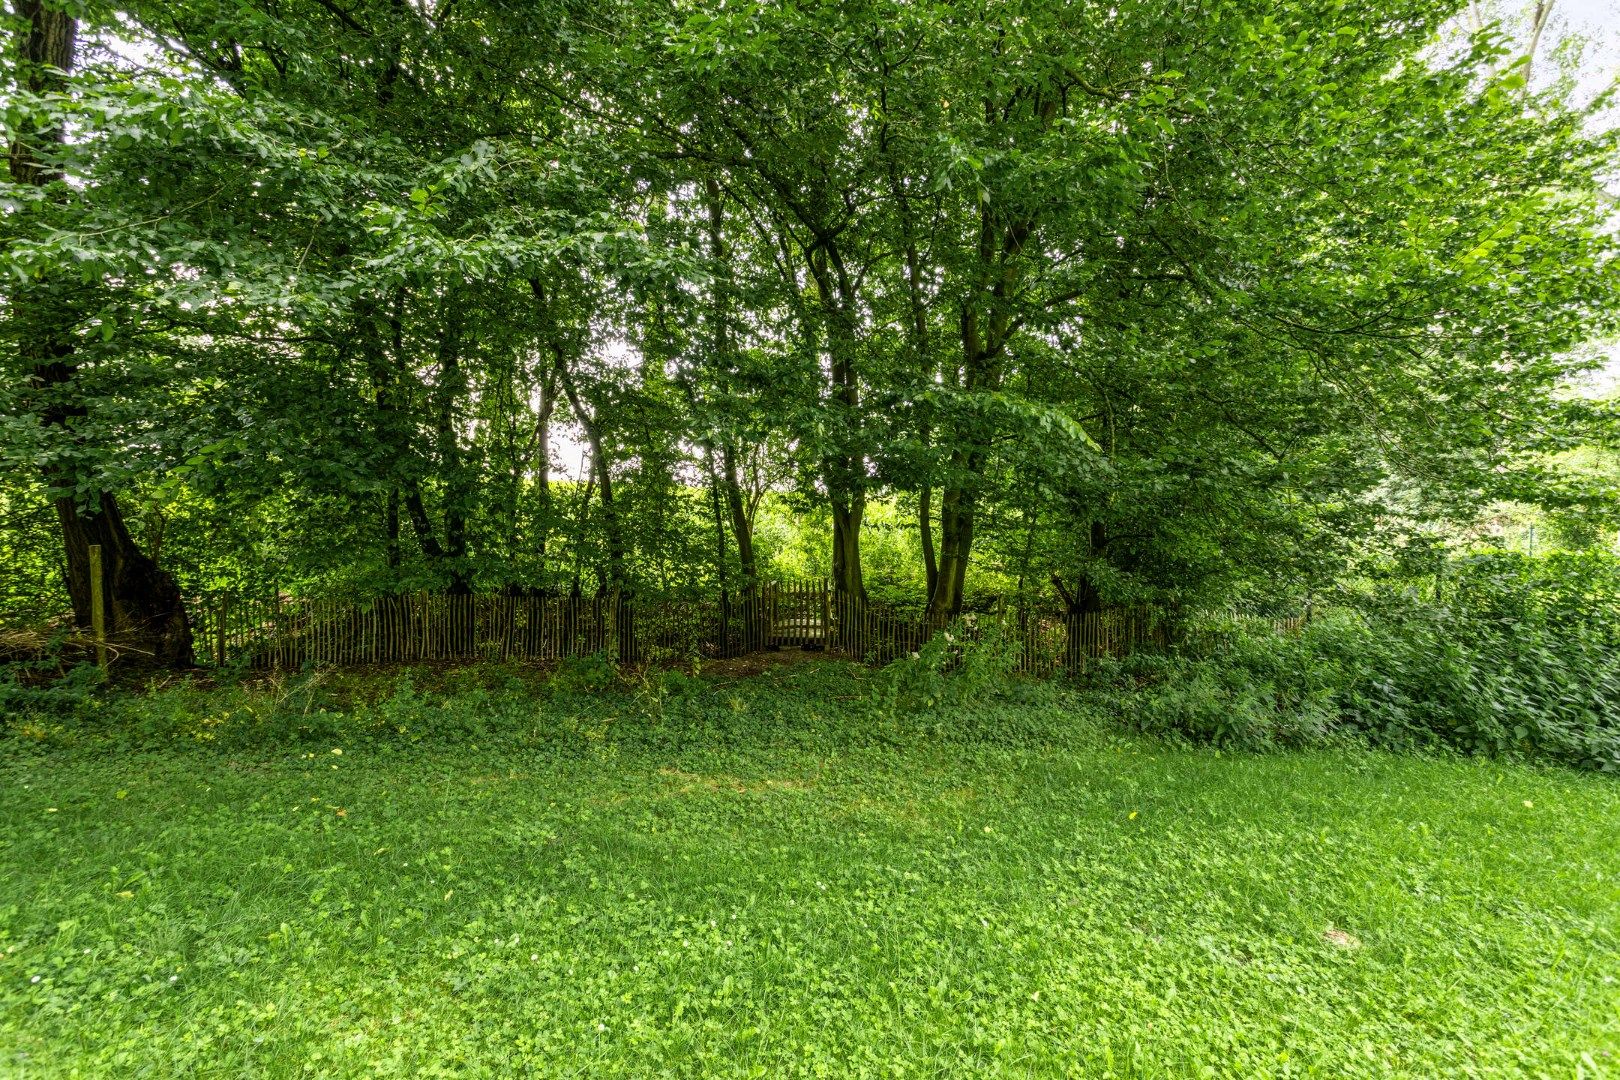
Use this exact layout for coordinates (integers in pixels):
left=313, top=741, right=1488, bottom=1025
left=1083, top=553, right=1620, bottom=770
left=0, top=645, right=1104, bottom=761
left=4, top=553, right=1618, bottom=772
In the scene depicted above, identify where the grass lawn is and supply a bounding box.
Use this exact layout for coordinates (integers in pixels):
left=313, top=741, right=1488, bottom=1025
left=1, top=661, right=1617, bottom=1077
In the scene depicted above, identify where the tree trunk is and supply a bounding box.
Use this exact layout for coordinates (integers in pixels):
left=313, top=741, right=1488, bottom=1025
left=553, top=349, right=626, bottom=595
left=830, top=498, right=866, bottom=601
left=704, top=447, right=736, bottom=650
left=379, top=296, right=473, bottom=596
left=806, top=242, right=867, bottom=603
left=926, top=194, right=1034, bottom=622
left=931, top=476, right=978, bottom=619
left=700, top=181, right=765, bottom=644
left=706, top=448, right=730, bottom=590
left=50, top=466, right=193, bottom=667
left=919, top=480, right=938, bottom=611
left=384, top=487, right=401, bottom=569
left=10, top=3, right=191, bottom=667
left=429, top=295, right=472, bottom=594
left=514, top=364, right=558, bottom=573
left=718, top=441, right=764, bottom=650
left=891, top=168, right=939, bottom=614
left=1054, top=521, right=1108, bottom=672
left=719, top=444, right=756, bottom=585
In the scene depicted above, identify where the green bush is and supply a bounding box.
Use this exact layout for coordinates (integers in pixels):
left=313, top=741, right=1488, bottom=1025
left=1, top=647, right=1110, bottom=760
left=1085, top=616, right=1345, bottom=751
left=549, top=652, right=619, bottom=696
left=0, top=658, right=106, bottom=720
left=877, top=617, right=1024, bottom=716
left=1339, top=553, right=1620, bottom=769
left=1091, top=552, right=1620, bottom=770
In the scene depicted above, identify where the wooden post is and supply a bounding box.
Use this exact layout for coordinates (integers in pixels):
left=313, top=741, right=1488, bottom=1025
left=88, top=544, right=107, bottom=668
left=216, top=593, right=228, bottom=666
left=605, top=590, right=620, bottom=664
left=821, top=579, right=831, bottom=653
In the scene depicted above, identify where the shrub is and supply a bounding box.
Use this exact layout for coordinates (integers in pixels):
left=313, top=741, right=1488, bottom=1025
left=1342, top=553, right=1620, bottom=770
left=1090, top=553, right=1620, bottom=769
left=877, top=617, right=1026, bottom=716
left=0, top=658, right=106, bottom=722
left=7, top=553, right=1615, bottom=771
left=549, top=652, right=619, bottom=696
left=1085, top=614, right=1347, bottom=751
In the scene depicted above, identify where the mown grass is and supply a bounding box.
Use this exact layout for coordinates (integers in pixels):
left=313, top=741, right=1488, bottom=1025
left=1, top=659, right=1617, bottom=1077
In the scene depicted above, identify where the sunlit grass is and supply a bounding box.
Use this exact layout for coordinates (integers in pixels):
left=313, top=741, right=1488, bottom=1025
left=1, top=664, right=1616, bottom=1076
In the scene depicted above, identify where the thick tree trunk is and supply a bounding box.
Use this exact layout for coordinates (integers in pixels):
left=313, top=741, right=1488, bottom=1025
left=931, top=477, right=977, bottom=619
left=830, top=499, right=866, bottom=601
left=1054, top=521, right=1108, bottom=672
left=928, top=428, right=991, bottom=621
left=926, top=468, right=988, bottom=621
left=7, top=1, right=72, bottom=187
left=11, top=3, right=191, bottom=667
left=926, top=193, right=1034, bottom=622
left=49, top=462, right=192, bottom=667
left=828, top=497, right=866, bottom=654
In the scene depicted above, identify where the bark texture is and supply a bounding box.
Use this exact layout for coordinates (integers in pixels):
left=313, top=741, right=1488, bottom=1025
left=11, top=2, right=192, bottom=666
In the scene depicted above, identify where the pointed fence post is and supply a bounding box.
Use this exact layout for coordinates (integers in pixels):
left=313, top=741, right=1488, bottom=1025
left=88, top=544, right=107, bottom=669
left=216, top=593, right=228, bottom=667
left=605, top=589, right=620, bottom=664
left=821, top=578, right=831, bottom=653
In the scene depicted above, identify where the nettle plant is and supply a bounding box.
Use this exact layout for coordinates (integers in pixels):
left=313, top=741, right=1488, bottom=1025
left=878, top=618, right=1025, bottom=716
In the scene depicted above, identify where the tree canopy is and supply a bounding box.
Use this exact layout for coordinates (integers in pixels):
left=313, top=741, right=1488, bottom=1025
left=3, top=0, right=1616, bottom=661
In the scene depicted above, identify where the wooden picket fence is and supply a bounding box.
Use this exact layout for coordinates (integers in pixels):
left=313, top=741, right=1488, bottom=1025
left=186, top=580, right=1200, bottom=675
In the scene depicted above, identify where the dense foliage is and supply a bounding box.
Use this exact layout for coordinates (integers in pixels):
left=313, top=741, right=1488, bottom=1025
left=2, top=0, right=1617, bottom=662
left=1082, top=552, right=1620, bottom=769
